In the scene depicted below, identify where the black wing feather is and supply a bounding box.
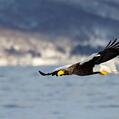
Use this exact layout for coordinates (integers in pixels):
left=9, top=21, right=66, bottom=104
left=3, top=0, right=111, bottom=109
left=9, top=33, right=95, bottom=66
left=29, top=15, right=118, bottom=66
left=105, top=40, right=112, bottom=49
left=82, top=39, right=119, bottom=66
left=108, top=39, right=117, bottom=48
left=39, top=70, right=59, bottom=76
left=95, top=39, right=119, bottom=64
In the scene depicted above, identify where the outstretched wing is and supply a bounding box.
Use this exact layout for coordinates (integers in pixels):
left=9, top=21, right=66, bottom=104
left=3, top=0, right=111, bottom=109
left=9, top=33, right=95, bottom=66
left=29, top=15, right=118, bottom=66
left=81, top=39, right=119, bottom=66
left=39, top=64, right=72, bottom=76
left=95, top=39, right=119, bottom=64
left=39, top=70, right=59, bottom=76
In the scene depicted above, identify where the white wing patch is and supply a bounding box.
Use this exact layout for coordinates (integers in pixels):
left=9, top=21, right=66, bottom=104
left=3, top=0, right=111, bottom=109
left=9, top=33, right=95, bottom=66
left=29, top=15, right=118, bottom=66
left=80, top=53, right=100, bottom=65
left=93, top=58, right=118, bottom=74
left=54, top=64, right=72, bottom=71
left=53, top=53, right=101, bottom=71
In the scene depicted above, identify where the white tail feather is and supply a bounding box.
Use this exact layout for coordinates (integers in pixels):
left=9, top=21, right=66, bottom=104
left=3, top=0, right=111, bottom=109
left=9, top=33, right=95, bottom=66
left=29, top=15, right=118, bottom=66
left=93, top=58, right=118, bottom=74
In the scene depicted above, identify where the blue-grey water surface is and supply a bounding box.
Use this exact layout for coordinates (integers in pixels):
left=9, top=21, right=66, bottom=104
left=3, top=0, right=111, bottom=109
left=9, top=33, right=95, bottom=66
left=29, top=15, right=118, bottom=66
left=0, top=66, right=119, bottom=119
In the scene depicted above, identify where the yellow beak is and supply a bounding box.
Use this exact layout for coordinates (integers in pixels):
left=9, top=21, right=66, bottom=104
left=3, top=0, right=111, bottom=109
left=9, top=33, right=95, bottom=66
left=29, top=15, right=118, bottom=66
left=57, top=70, right=64, bottom=76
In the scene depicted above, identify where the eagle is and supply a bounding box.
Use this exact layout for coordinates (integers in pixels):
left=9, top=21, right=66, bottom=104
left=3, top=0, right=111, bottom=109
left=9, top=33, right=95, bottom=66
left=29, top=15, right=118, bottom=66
left=39, top=39, right=119, bottom=76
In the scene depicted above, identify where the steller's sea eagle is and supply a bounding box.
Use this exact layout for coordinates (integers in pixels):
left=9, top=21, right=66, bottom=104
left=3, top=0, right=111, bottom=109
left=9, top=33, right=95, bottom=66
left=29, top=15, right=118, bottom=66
left=39, top=39, right=119, bottom=76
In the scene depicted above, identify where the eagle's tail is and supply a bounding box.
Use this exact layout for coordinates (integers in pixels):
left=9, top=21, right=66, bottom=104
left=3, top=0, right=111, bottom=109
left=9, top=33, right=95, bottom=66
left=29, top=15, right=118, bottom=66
left=94, top=59, right=118, bottom=74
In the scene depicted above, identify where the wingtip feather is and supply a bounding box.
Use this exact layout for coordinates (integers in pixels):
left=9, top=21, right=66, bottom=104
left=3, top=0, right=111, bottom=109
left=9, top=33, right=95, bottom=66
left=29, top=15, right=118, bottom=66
left=105, top=38, right=119, bottom=49
left=39, top=70, right=47, bottom=76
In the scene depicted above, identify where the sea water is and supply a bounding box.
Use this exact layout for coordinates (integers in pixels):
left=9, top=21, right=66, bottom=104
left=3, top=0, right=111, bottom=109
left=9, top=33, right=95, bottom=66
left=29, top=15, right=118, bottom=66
left=0, top=66, right=119, bottom=119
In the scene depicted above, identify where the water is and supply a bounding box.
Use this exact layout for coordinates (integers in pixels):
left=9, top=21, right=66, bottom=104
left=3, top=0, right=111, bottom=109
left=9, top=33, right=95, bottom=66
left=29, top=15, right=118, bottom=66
left=0, top=66, right=119, bottom=119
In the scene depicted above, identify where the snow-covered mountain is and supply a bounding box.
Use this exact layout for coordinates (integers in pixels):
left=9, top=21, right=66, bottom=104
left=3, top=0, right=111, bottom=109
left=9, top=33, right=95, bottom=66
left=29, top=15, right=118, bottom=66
left=0, top=0, right=119, bottom=65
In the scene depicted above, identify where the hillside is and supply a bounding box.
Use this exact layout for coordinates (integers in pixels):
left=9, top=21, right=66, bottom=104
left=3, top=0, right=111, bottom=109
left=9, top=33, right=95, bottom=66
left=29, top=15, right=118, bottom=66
left=0, top=0, right=119, bottom=65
